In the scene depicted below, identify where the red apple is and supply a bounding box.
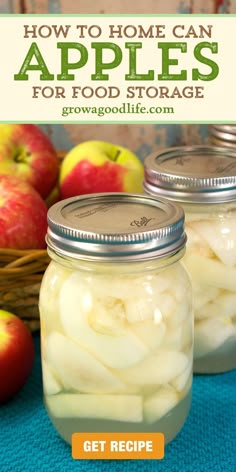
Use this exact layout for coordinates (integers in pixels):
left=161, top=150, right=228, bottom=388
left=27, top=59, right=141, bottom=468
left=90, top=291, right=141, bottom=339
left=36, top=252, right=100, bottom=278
left=0, top=175, right=48, bottom=249
left=0, top=309, right=35, bottom=404
left=59, top=140, right=144, bottom=199
left=0, top=124, right=59, bottom=199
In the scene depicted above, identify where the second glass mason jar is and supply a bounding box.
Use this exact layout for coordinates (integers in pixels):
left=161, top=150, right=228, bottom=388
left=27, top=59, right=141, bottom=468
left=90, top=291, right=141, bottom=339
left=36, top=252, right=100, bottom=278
left=39, top=193, right=193, bottom=445
left=144, top=145, right=236, bottom=374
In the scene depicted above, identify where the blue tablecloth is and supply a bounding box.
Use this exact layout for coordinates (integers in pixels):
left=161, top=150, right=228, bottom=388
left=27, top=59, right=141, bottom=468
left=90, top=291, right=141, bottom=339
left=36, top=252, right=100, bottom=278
left=1, top=335, right=236, bottom=472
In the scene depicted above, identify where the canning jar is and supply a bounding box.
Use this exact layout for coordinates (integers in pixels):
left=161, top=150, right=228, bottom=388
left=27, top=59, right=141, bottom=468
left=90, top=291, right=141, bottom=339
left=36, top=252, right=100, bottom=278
left=39, top=193, right=193, bottom=445
left=144, top=145, right=236, bottom=374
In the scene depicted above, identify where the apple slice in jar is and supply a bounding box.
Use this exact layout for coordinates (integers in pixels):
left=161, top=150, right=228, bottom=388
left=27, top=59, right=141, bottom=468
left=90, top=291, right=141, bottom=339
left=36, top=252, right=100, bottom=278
left=124, top=297, right=160, bottom=323
left=91, top=273, right=168, bottom=324
left=171, top=354, right=192, bottom=393
left=116, top=350, right=189, bottom=386
left=183, top=254, right=236, bottom=292
left=143, top=385, right=179, bottom=424
left=190, top=219, right=236, bottom=266
left=39, top=261, right=72, bottom=335
left=59, top=273, right=149, bottom=369
left=131, top=320, right=166, bottom=350
left=46, top=393, right=143, bottom=422
left=164, top=315, right=193, bottom=352
left=192, top=284, right=220, bottom=312
left=45, top=332, right=126, bottom=393
left=41, top=359, right=62, bottom=396
left=195, top=290, right=236, bottom=320
left=185, top=225, right=214, bottom=258
left=90, top=274, right=141, bottom=300
left=194, top=317, right=236, bottom=358
left=162, top=326, right=183, bottom=351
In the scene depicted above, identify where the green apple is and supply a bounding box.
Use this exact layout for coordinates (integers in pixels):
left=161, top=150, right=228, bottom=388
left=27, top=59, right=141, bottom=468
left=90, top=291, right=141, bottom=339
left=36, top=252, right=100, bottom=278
left=59, top=140, right=144, bottom=199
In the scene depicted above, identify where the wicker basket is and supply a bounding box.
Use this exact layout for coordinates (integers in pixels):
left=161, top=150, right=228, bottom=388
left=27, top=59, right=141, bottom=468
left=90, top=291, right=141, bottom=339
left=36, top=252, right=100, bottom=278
left=0, top=249, right=50, bottom=332
left=0, top=151, right=65, bottom=332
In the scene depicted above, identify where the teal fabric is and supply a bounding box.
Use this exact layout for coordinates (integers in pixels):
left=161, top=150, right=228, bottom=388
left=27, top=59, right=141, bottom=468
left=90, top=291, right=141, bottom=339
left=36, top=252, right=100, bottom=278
left=1, top=335, right=236, bottom=472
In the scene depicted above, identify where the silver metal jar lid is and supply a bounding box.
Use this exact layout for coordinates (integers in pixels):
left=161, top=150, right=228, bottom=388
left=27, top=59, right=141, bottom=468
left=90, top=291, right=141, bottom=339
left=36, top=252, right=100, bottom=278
left=46, top=193, right=186, bottom=261
left=144, top=145, right=236, bottom=203
left=209, top=124, right=236, bottom=136
left=209, top=126, right=236, bottom=143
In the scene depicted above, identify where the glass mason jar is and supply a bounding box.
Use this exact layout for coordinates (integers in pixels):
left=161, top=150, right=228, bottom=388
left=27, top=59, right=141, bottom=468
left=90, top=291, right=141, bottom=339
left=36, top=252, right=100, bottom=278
left=39, top=193, right=193, bottom=445
left=144, top=145, right=236, bottom=374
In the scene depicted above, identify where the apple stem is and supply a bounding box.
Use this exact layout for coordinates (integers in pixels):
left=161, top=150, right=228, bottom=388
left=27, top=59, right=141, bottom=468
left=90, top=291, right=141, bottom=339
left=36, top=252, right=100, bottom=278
left=14, top=150, right=30, bottom=163
left=114, top=150, right=121, bottom=161
left=14, top=155, right=23, bottom=163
